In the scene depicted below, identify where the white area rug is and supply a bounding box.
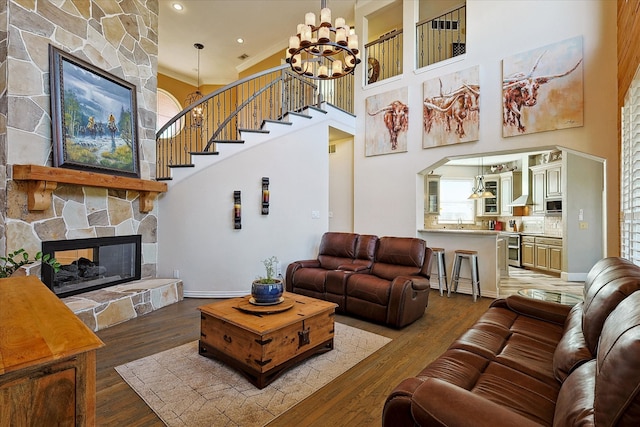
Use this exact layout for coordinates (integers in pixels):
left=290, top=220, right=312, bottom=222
left=115, top=322, right=391, bottom=426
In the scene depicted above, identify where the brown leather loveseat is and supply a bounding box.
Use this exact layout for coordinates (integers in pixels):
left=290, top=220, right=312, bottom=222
left=383, top=256, right=640, bottom=426
left=286, top=232, right=433, bottom=328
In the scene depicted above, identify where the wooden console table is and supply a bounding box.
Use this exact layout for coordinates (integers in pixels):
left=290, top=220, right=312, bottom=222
left=0, top=276, right=104, bottom=425
left=12, top=164, right=167, bottom=213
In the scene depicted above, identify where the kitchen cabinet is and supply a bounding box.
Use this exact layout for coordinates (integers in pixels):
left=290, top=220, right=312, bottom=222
left=0, top=276, right=104, bottom=426
left=535, top=245, right=550, bottom=270
left=546, top=164, right=562, bottom=198
left=522, top=236, right=562, bottom=273
left=425, top=175, right=440, bottom=215
left=500, top=171, right=522, bottom=216
left=530, top=162, right=562, bottom=215
left=521, top=236, right=535, bottom=267
left=531, top=168, right=546, bottom=215
left=477, top=175, right=500, bottom=216
left=547, top=240, right=563, bottom=273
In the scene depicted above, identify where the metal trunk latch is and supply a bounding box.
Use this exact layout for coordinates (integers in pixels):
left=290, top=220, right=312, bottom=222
left=298, top=320, right=310, bottom=348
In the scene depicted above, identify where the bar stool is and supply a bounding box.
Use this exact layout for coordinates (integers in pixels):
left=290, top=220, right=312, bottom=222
left=431, top=247, right=448, bottom=296
left=449, top=249, right=481, bottom=302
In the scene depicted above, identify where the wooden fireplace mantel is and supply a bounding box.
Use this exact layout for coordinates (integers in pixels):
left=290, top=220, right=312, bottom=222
left=12, top=164, right=168, bottom=213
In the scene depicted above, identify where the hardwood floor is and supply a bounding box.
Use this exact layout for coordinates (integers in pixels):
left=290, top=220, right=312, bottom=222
left=96, top=269, right=582, bottom=426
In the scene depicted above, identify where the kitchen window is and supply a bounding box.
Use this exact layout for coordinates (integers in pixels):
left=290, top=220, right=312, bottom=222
left=438, top=177, right=475, bottom=224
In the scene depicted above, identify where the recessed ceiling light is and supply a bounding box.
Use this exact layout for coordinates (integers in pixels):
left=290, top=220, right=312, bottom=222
left=237, top=38, right=244, bottom=44
left=172, top=3, right=183, bottom=11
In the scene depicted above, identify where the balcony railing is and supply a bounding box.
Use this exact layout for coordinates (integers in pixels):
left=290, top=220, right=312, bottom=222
left=155, top=64, right=354, bottom=180
left=365, top=29, right=403, bottom=85
left=416, top=4, right=466, bottom=69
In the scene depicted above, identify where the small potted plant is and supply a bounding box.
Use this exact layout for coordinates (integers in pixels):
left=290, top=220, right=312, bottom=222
left=0, top=248, right=61, bottom=278
left=251, top=256, right=283, bottom=305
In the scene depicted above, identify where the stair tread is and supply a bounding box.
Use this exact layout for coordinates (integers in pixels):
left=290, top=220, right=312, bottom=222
left=210, top=139, right=245, bottom=144
left=286, top=111, right=312, bottom=119
left=239, top=128, right=270, bottom=134
left=262, top=119, right=292, bottom=126
left=307, top=105, right=327, bottom=114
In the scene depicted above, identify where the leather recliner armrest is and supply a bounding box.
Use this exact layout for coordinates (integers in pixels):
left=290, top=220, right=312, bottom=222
left=292, top=259, right=321, bottom=269
left=399, top=276, right=430, bottom=291
left=410, top=378, right=543, bottom=427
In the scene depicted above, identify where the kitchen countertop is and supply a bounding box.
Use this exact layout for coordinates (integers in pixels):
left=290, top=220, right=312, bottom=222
left=419, top=229, right=505, bottom=236
left=419, top=229, right=562, bottom=238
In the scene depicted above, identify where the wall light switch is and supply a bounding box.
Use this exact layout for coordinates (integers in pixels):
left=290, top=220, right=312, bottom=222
left=579, top=209, right=584, bottom=221
left=311, top=210, right=320, bottom=219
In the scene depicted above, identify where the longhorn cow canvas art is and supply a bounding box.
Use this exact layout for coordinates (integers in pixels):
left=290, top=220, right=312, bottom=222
left=365, top=88, right=409, bottom=156
left=423, top=65, right=480, bottom=148
left=502, top=36, right=583, bottom=137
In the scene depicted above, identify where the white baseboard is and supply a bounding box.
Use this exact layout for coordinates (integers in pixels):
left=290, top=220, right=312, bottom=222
left=184, top=290, right=248, bottom=298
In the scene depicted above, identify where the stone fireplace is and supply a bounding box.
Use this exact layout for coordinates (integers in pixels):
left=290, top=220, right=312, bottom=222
left=1, top=1, right=161, bottom=281
left=0, top=1, right=184, bottom=332
left=42, top=235, right=142, bottom=298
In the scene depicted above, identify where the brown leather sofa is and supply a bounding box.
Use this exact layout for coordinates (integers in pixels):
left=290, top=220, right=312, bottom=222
left=383, top=256, right=640, bottom=426
left=286, top=232, right=433, bottom=328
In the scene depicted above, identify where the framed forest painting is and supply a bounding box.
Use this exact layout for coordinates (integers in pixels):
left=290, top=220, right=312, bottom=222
left=50, top=45, right=140, bottom=177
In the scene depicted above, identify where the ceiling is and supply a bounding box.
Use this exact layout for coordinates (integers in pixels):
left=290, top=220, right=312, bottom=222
left=158, top=0, right=357, bottom=86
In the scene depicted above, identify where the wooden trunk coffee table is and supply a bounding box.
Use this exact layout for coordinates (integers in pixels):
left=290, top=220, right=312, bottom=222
left=198, top=293, right=337, bottom=389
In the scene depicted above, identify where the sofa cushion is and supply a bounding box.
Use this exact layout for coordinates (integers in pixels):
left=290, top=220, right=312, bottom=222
left=317, top=232, right=358, bottom=269
left=417, top=348, right=489, bottom=389
left=292, top=267, right=330, bottom=293
left=346, top=274, right=391, bottom=306
left=449, top=325, right=510, bottom=360
left=582, top=272, right=640, bottom=353
left=418, top=350, right=559, bottom=425
left=352, top=234, right=378, bottom=268
left=473, top=362, right=559, bottom=425
left=371, top=237, right=425, bottom=281
left=595, top=290, right=640, bottom=426
left=494, top=333, right=558, bottom=386
left=583, top=256, right=635, bottom=294
left=553, top=360, right=595, bottom=427
left=552, top=303, right=592, bottom=382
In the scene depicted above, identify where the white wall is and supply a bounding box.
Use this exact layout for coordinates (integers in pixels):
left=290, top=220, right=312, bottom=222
left=352, top=0, right=618, bottom=251
left=329, top=136, right=354, bottom=232
left=157, top=109, right=354, bottom=297
left=564, top=151, right=605, bottom=279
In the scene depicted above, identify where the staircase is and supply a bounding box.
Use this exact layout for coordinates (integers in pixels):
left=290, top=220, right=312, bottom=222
left=156, top=64, right=355, bottom=182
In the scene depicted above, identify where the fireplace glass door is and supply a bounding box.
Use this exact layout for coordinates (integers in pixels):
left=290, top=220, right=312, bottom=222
left=42, top=235, right=142, bottom=297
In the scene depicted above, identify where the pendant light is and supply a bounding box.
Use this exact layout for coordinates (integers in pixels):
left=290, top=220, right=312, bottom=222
left=468, top=157, right=495, bottom=199
left=184, top=43, right=205, bottom=127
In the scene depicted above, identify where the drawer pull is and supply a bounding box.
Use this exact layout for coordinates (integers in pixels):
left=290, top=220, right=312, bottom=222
left=223, top=334, right=232, bottom=344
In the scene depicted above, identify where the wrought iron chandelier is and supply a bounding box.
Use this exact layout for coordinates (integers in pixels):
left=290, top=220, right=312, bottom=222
left=184, top=43, right=205, bottom=127
left=286, top=0, right=360, bottom=80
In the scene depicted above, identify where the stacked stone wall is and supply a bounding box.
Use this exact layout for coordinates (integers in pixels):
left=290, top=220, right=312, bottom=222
left=1, top=0, right=159, bottom=275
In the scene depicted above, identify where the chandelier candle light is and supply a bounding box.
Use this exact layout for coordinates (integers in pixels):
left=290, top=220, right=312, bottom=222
left=286, top=0, right=360, bottom=79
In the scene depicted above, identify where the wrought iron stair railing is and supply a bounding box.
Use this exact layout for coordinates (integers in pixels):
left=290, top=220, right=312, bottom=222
left=156, top=64, right=354, bottom=180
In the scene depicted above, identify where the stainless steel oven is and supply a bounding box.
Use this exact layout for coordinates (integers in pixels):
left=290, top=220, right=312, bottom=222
left=506, top=233, right=521, bottom=267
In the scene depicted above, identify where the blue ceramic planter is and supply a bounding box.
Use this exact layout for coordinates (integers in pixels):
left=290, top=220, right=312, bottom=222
left=251, top=280, right=283, bottom=304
